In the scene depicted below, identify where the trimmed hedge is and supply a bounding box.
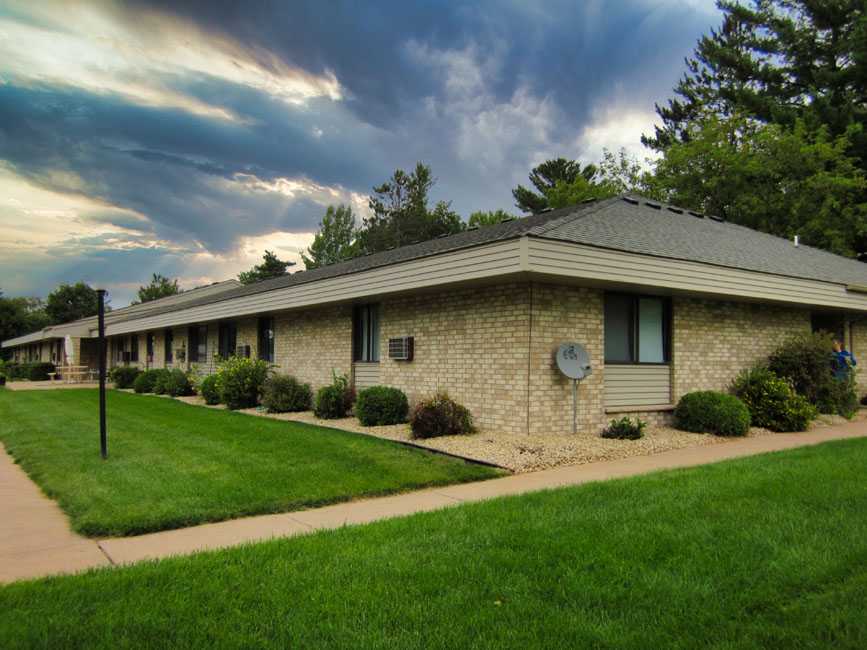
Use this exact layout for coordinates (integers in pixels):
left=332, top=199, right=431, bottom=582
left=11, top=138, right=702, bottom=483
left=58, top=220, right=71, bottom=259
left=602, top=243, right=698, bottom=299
left=110, top=366, right=141, bottom=389
left=355, top=386, right=409, bottom=426
left=410, top=392, right=475, bottom=439
left=200, top=374, right=221, bottom=405
left=163, top=369, right=194, bottom=397
left=314, top=373, right=354, bottom=419
left=152, top=369, right=172, bottom=395
left=768, top=332, right=857, bottom=417
left=600, top=416, right=646, bottom=440
left=132, top=369, right=162, bottom=394
left=216, top=357, right=270, bottom=410
left=262, top=375, right=312, bottom=413
left=675, top=391, right=751, bottom=437
left=3, top=362, right=57, bottom=381
left=731, top=366, right=817, bottom=432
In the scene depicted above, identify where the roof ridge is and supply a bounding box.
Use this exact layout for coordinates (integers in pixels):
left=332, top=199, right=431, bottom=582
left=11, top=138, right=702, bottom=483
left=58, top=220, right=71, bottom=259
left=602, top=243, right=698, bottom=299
left=528, top=196, right=625, bottom=237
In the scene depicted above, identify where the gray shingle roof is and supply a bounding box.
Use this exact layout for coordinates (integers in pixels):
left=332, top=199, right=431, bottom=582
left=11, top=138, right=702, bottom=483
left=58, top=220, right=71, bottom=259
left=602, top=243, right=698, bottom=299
left=108, top=194, right=867, bottom=326
left=531, top=196, right=867, bottom=286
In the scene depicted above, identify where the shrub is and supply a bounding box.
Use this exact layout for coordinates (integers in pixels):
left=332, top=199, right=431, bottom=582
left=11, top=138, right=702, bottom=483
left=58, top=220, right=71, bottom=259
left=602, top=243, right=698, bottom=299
left=200, top=374, right=221, bottom=405
left=768, top=332, right=857, bottom=417
left=674, top=391, right=751, bottom=437
left=152, top=369, right=172, bottom=395
left=109, top=365, right=141, bottom=389
left=0, top=374, right=6, bottom=387
left=262, top=375, right=312, bottom=413
left=410, top=392, right=475, bottom=439
left=216, top=357, right=271, bottom=410
left=132, top=369, right=161, bottom=394
left=600, top=416, right=646, bottom=440
left=355, top=386, right=409, bottom=426
left=25, top=362, right=55, bottom=381
left=314, top=373, right=353, bottom=419
left=164, top=368, right=194, bottom=397
left=731, top=366, right=817, bottom=432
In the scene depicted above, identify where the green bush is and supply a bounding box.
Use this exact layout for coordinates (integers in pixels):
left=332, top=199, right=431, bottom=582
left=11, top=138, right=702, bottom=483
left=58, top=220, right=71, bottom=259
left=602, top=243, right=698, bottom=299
left=109, top=366, right=141, bottom=389
left=164, top=368, right=194, bottom=397
left=600, top=416, right=646, bottom=440
left=25, top=362, right=55, bottom=381
left=768, top=332, right=857, bottom=417
left=731, top=366, right=817, bottom=432
left=314, top=373, right=354, bottom=419
left=0, top=374, right=6, bottom=387
left=355, top=386, right=409, bottom=426
left=152, top=369, right=172, bottom=395
left=132, top=369, right=162, bottom=394
left=262, top=375, right=312, bottom=413
left=216, top=357, right=271, bottom=410
left=200, top=374, right=221, bottom=405
left=410, top=392, right=475, bottom=439
left=674, top=391, right=751, bottom=437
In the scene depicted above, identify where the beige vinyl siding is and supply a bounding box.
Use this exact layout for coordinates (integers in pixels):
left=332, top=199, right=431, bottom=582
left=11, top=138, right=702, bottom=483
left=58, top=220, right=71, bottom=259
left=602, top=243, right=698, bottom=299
left=353, top=362, right=381, bottom=390
left=527, top=239, right=867, bottom=312
left=103, top=240, right=525, bottom=336
left=604, top=364, right=671, bottom=408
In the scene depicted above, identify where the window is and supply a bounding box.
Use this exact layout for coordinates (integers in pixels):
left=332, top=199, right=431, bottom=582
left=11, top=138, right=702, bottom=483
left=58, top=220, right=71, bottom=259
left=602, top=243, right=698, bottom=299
left=164, top=329, right=174, bottom=364
left=146, top=333, right=154, bottom=361
left=189, top=325, right=208, bottom=363
left=258, top=317, right=275, bottom=362
left=218, top=322, right=238, bottom=359
left=604, top=293, right=670, bottom=364
left=353, top=304, right=380, bottom=362
left=129, top=336, right=139, bottom=363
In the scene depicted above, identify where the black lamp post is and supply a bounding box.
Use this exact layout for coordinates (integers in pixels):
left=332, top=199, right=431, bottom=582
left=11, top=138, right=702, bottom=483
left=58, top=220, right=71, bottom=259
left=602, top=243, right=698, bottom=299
left=97, top=289, right=107, bottom=459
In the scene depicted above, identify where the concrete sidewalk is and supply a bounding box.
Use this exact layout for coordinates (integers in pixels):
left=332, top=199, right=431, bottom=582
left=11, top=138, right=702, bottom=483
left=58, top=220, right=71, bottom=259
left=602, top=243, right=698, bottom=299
left=2, top=421, right=866, bottom=584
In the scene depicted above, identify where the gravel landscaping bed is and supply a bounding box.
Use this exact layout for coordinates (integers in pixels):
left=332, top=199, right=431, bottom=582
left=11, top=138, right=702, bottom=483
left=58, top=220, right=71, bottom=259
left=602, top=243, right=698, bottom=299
left=163, top=394, right=867, bottom=473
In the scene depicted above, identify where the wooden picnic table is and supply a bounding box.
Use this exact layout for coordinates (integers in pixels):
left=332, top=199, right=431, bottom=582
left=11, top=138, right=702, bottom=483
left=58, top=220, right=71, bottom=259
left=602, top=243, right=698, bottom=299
left=57, top=365, right=92, bottom=384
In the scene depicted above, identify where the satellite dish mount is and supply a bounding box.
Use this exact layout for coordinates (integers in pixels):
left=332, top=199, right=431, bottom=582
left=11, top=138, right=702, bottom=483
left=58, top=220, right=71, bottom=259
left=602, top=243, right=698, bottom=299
left=555, top=342, right=593, bottom=434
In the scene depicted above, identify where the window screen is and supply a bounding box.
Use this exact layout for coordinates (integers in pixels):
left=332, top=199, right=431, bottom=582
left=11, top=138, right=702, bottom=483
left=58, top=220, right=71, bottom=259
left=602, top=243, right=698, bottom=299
left=164, top=329, right=174, bottom=364
left=604, top=294, right=670, bottom=364
left=353, top=304, right=380, bottom=362
left=218, top=322, right=237, bottom=359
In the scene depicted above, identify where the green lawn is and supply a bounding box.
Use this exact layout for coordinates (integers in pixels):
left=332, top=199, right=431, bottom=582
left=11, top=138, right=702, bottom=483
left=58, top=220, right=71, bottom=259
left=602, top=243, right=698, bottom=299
left=3, top=439, right=867, bottom=648
left=0, top=389, right=500, bottom=536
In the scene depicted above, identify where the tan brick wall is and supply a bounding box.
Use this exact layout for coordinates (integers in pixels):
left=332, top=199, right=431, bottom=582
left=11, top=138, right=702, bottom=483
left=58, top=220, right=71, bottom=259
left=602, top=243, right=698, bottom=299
left=379, top=284, right=531, bottom=434
left=237, top=318, right=258, bottom=360
left=527, top=284, right=606, bottom=435
left=274, top=305, right=352, bottom=388
left=672, top=297, right=811, bottom=400
left=850, top=320, right=867, bottom=395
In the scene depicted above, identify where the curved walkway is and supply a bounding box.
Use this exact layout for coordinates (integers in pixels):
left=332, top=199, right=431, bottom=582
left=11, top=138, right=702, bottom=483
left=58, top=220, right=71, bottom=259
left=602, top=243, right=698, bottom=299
left=2, top=421, right=866, bottom=584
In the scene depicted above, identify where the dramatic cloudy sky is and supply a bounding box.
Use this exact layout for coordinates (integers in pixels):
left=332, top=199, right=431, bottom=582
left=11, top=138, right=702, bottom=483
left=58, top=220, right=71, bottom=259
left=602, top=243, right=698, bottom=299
left=0, top=0, right=721, bottom=305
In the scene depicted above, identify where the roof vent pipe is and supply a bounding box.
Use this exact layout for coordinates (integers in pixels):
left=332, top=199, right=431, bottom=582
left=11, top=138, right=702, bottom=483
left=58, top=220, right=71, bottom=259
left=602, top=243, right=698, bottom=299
left=794, top=235, right=800, bottom=247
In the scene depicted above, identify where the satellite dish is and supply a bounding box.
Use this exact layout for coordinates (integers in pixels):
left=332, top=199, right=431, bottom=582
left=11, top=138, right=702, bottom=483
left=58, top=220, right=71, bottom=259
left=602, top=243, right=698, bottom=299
left=556, top=342, right=592, bottom=380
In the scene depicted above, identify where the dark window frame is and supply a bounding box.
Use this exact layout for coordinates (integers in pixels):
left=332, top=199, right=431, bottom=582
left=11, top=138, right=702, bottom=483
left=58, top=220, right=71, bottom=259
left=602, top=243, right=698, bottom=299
left=257, top=317, right=275, bottom=363
left=604, top=292, right=672, bottom=365
left=352, top=304, right=381, bottom=363
left=164, top=329, right=174, bottom=364
left=188, top=325, right=208, bottom=363
left=129, top=335, right=139, bottom=363
left=218, top=321, right=238, bottom=359
left=146, top=333, right=154, bottom=360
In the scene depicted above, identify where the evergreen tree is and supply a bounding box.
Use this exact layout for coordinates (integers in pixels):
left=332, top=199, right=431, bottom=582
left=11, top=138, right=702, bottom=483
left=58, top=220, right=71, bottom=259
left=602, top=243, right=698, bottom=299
left=359, top=163, right=464, bottom=253
left=238, top=251, right=295, bottom=285
left=45, top=282, right=101, bottom=324
left=644, top=0, right=867, bottom=166
left=135, top=274, right=179, bottom=304
left=301, top=205, right=360, bottom=269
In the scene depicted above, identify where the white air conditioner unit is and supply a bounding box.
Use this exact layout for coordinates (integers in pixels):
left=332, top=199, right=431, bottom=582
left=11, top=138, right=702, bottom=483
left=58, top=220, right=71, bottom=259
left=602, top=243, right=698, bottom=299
left=388, top=336, right=414, bottom=361
left=236, top=345, right=251, bottom=358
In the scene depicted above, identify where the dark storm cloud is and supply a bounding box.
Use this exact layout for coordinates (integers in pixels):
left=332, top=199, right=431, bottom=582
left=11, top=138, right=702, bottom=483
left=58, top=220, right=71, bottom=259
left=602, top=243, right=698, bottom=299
left=0, top=82, right=384, bottom=247
left=0, top=0, right=721, bottom=303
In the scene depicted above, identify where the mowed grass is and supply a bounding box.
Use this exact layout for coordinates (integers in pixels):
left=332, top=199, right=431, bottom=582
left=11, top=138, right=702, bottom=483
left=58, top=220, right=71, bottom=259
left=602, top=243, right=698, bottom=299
left=0, top=389, right=500, bottom=536
left=3, top=440, right=867, bottom=649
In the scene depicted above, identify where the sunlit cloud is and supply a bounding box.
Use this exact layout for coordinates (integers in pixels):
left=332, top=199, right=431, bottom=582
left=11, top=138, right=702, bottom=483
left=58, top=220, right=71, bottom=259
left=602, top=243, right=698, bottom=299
left=0, top=0, right=342, bottom=122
